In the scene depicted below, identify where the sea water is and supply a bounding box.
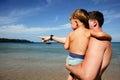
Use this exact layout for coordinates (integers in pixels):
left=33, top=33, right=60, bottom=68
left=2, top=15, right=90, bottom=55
left=0, top=42, right=67, bottom=57
left=0, top=42, right=120, bottom=65
left=0, top=42, right=67, bottom=67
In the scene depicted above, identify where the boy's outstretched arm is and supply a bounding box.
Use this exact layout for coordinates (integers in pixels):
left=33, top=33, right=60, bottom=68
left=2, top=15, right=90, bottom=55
left=90, top=30, right=112, bottom=41
left=38, top=36, right=66, bottom=44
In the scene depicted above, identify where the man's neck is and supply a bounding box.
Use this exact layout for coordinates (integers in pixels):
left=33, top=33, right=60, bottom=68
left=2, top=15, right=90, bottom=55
left=94, top=25, right=102, bottom=32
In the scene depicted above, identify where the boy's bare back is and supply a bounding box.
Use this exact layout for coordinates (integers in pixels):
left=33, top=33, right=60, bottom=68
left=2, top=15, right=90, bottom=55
left=67, top=27, right=90, bottom=55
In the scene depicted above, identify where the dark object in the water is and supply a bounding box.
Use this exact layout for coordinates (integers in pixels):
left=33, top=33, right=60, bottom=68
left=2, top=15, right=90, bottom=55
left=46, top=42, right=51, bottom=44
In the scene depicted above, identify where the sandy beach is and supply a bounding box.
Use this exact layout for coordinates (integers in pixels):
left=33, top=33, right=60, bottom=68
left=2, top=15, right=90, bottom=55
left=0, top=64, right=68, bottom=80
left=0, top=54, right=68, bottom=80
left=0, top=55, right=120, bottom=80
left=102, top=57, right=120, bottom=80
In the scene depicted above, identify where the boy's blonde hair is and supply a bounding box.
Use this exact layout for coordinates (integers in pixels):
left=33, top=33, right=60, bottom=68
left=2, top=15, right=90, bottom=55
left=70, top=9, right=89, bottom=29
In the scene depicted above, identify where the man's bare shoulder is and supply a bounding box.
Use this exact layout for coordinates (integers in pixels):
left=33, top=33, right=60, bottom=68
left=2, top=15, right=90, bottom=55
left=89, top=37, right=110, bottom=47
left=87, top=37, right=111, bottom=55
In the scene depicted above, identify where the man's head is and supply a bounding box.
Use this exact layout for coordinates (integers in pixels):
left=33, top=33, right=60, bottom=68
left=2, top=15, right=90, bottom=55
left=70, top=9, right=89, bottom=29
left=88, top=11, right=104, bottom=29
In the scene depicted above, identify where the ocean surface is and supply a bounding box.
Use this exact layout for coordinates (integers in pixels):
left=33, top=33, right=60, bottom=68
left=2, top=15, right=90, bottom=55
left=0, top=42, right=120, bottom=80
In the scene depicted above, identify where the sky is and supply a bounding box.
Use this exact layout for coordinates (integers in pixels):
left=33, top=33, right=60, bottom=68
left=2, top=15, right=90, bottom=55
left=0, top=0, right=120, bottom=42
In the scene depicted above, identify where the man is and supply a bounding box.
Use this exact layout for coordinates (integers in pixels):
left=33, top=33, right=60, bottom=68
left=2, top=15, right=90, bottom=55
left=39, top=11, right=112, bottom=80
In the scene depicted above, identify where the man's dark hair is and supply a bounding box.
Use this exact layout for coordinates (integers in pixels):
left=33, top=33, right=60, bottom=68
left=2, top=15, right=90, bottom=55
left=89, top=11, right=104, bottom=27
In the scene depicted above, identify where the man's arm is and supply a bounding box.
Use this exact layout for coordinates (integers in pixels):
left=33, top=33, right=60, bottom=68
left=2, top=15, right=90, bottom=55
left=66, top=38, right=106, bottom=80
left=38, top=36, right=66, bottom=44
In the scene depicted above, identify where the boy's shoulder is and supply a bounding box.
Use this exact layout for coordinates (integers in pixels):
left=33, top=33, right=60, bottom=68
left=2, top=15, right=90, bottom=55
left=68, top=32, right=73, bottom=36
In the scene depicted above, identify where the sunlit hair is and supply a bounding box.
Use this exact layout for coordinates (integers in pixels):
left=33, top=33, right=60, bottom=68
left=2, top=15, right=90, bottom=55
left=70, top=9, right=89, bottom=29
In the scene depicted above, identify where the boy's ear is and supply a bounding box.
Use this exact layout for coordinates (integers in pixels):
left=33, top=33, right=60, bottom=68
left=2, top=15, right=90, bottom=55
left=75, top=20, right=79, bottom=27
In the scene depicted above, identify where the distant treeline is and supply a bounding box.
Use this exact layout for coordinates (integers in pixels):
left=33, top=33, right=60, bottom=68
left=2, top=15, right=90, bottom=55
left=0, top=38, right=33, bottom=43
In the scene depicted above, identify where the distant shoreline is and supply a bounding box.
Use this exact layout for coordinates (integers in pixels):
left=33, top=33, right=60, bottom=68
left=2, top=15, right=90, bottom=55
left=0, top=38, right=119, bottom=43
left=0, top=38, right=33, bottom=43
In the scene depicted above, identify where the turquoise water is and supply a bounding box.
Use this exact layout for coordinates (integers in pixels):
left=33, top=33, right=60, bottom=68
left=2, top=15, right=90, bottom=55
left=0, top=42, right=119, bottom=58
left=0, top=42, right=67, bottom=64
left=112, top=42, right=120, bottom=58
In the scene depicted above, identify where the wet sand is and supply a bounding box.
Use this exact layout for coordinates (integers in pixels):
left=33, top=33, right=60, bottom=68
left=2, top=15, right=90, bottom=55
left=102, top=57, right=120, bottom=80
left=0, top=55, right=120, bottom=80
left=0, top=54, right=68, bottom=80
left=0, top=64, right=68, bottom=80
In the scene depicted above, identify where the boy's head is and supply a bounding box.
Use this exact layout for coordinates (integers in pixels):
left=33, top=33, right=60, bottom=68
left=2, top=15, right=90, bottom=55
left=88, top=11, right=104, bottom=28
left=70, top=9, right=89, bottom=29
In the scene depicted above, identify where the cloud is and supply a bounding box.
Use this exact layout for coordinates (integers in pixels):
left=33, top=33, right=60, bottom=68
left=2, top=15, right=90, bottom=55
left=0, top=0, right=61, bottom=25
left=0, top=7, right=44, bottom=25
left=111, top=34, right=120, bottom=42
left=92, top=0, right=103, bottom=4
left=0, top=23, right=71, bottom=41
left=103, top=10, right=120, bottom=24
left=54, top=16, right=58, bottom=22
left=0, top=23, right=71, bottom=35
left=46, top=0, right=52, bottom=5
left=92, top=0, right=109, bottom=4
left=0, top=0, right=55, bottom=25
left=46, top=0, right=60, bottom=6
left=0, top=16, right=18, bottom=25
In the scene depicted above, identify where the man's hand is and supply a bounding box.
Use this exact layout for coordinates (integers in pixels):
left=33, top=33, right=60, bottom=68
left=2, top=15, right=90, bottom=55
left=38, top=36, right=50, bottom=42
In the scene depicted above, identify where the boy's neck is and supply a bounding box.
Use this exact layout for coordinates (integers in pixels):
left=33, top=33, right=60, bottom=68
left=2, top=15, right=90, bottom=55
left=74, top=25, right=86, bottom=31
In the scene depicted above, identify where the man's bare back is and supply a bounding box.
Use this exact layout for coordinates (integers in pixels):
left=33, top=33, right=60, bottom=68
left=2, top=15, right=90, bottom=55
left=98, top=39, right=112, bottom=79
left=82, top=37, right=112, bottom=80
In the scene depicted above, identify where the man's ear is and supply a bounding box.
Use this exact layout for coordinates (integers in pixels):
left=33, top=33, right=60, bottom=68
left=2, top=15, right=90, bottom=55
left=93, top=20, right=97, bottom=27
